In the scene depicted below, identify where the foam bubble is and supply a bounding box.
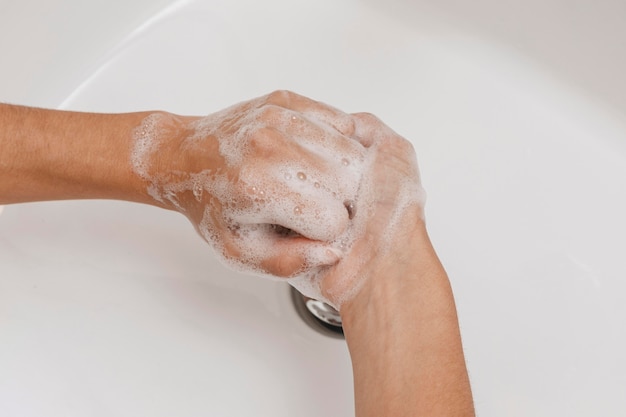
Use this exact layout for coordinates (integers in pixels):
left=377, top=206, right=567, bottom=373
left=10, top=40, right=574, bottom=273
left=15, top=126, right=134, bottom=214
left=131, top=113, right=164, bottom=180
left=192, top=182, right=204, bottom=201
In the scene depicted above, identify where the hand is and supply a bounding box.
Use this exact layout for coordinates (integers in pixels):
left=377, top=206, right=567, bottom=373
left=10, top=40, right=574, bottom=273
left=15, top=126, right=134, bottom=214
left=131, top=91, right=368, bottom=278
left=298, top=112, right=427, bottom=309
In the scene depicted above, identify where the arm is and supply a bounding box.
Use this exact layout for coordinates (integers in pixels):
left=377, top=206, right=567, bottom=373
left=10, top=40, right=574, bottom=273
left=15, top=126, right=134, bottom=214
left=0, top=91, right=362, bottom=278
left=341, top=217, right=474, bottom=416
left=320, top=113, right=475, bottom=416
left=0, top=103, right=156, bottom=205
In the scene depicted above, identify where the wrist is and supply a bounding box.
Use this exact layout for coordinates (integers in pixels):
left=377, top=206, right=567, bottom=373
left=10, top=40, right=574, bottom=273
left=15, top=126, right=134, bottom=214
left=129, top=111, right=204, bottom=209
left=336, top=217, right=455, bottom=328
left=338, top=220, right=474, bottom=416
left=338, top=215, right=432, bottom=325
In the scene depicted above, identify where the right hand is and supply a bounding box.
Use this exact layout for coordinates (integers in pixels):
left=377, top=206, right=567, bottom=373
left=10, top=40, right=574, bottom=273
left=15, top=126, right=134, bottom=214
left=302, top=113, right=427, bottom=309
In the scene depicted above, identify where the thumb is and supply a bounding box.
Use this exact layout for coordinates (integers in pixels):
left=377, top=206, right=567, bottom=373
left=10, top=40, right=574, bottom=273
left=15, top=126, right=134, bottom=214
left=216, top=223, right=342, bottom=278
left=258, top=235, right=341, bottom=278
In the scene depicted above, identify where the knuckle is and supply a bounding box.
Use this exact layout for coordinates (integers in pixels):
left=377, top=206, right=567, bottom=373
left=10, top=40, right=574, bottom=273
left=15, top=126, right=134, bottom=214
left=333, top=114, right=357, bottom=137
left=266, top=89, right=297, bottom=106
left=248, top=127, right=280, bottom=155
left=258, top=104, right=282, bottom=121
left=352, top=112, right=381, bottom=125
left=343, top=116, right=357, bottom=136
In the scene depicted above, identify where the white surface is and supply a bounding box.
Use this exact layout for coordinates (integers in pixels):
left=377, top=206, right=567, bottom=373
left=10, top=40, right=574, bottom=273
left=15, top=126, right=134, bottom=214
left=2, top=0, right=626, bottom=416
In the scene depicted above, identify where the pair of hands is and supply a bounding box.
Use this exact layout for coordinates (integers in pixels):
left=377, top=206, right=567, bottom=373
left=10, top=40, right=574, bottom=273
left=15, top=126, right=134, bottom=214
left=0, top=95, right=473, bottom=415
left=133, top=91, right=425, bottom=308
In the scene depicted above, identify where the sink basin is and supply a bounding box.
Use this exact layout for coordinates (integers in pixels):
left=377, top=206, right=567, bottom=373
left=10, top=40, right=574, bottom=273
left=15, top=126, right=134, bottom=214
left=2, top=0, right=626, bottom=415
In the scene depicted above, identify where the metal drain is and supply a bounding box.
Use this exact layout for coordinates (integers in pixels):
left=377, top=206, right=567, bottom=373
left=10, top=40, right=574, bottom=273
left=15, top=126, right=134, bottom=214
left=290, top=286, right=344, bottom=338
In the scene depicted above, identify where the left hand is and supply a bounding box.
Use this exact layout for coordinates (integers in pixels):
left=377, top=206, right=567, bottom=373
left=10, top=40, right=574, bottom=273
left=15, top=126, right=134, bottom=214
left=130, top=91, right=367, bottom=278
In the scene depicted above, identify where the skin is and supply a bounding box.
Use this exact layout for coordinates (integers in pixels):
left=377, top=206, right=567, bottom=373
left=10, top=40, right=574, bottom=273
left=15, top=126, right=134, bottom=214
left=0, top=92, right=360, bottom=277
left=325, top=113, right=475, bottom=416
left=0, top=91, right=474, bottom=416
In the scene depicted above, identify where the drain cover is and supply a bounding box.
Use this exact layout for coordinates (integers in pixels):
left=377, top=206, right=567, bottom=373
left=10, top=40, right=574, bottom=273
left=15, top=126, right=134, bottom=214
left=290, top=286, right=344, bottom=338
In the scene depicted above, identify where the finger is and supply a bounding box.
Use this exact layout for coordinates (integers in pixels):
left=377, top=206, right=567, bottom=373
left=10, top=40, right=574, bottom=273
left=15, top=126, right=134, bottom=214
left=351, top=112, right=398, bottom=147
left=221, top=224, right=341, bottom=278
left=237, top=152, right=360, bottom=241
left=236, top=178, right=353, bottom=242
left=235, top=128, right=362, bottom=241
left=249, top=105, right=364, bottom=163
left=282, top=109, right=366, bottom=165
left=352, top=112, right=422, bottom=182
left=262, top=90, right=356, bottom=137
left=262, top=190, right=351, bottom=242
left=318, top=241, right=367, bottom=308
left=258, top=236, right=341, bottom=278
left=275, top=114, right=365, bottom=206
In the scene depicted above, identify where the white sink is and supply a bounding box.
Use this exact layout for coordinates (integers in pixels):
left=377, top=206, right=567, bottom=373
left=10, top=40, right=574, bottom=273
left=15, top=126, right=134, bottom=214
left=2, top=0, right=626, bottom=415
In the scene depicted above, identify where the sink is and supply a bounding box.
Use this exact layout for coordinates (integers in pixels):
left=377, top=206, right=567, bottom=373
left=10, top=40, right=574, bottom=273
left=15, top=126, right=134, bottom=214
left=2, top=0, right=626, bottom=415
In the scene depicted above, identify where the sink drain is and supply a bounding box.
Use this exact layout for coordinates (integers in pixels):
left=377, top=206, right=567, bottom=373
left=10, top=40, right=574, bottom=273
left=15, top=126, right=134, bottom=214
left=290, top=286, right=344, bottom=338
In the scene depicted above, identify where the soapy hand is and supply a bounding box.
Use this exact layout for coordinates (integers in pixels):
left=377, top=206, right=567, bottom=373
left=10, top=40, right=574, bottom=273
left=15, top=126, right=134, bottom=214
left=131, top=91, right=367, bottom=278
left=297, top=112, right=427, bottom=309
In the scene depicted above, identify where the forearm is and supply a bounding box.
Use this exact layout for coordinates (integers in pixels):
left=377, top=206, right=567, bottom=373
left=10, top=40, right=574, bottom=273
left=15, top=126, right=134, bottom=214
left=0, top=103, right=160, bottom=205
left=341, top=220, right=474, bottom=417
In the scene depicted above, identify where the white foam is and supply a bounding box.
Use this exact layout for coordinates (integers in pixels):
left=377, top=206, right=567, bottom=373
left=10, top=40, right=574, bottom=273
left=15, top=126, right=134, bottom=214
left=131, top=113, right=164, bottom=180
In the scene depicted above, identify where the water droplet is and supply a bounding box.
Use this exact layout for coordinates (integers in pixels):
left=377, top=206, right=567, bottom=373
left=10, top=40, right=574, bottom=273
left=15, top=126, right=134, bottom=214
left=291, top=115, right=298, bottom=121
left=297, top=172, right=307, bottom=181
left=294, top=206, right=303, bottom=215
left=341, top=158, right=350, bottom=166
left=314, top=182, right=321, bottom=189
